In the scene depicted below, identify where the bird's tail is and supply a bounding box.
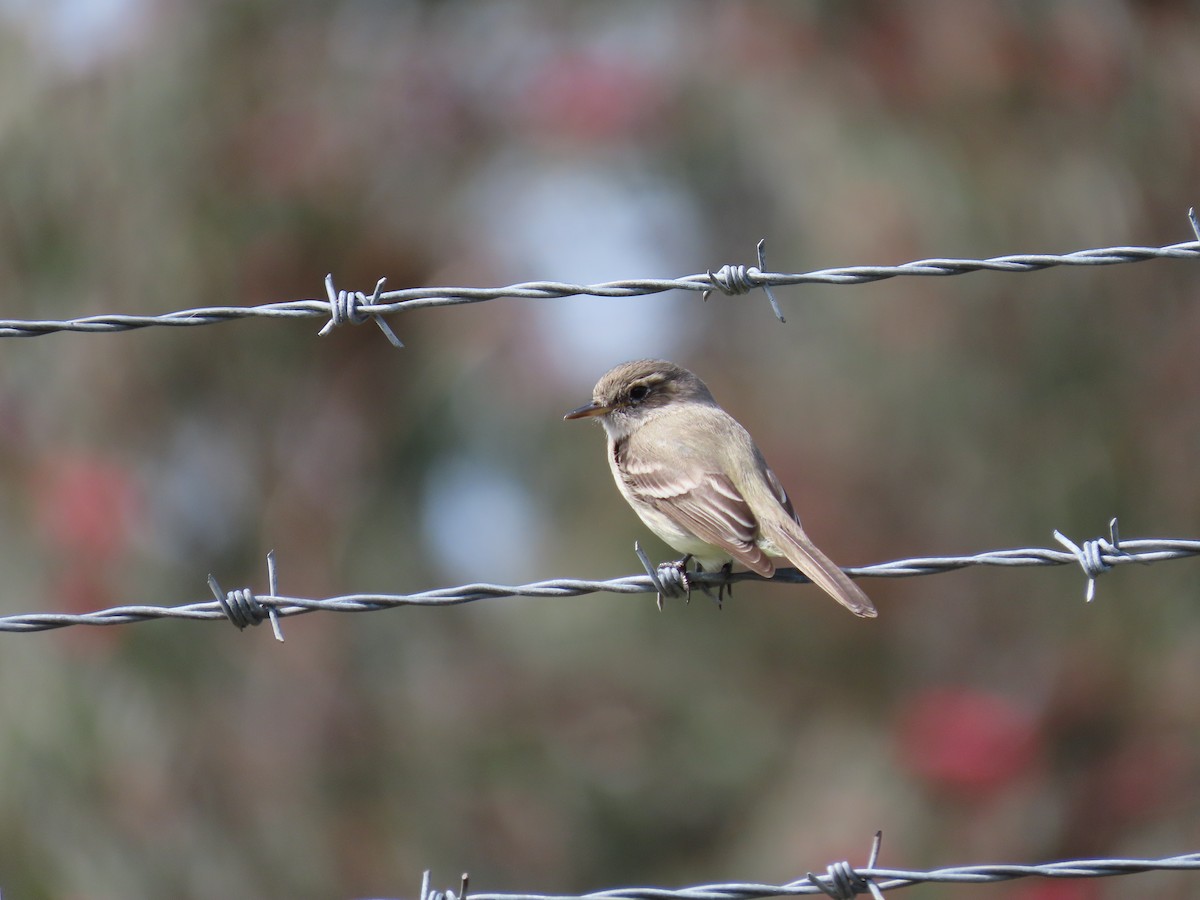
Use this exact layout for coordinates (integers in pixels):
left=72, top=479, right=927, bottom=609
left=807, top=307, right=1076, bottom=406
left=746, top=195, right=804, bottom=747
left=760, top=516, right=877, bottom=618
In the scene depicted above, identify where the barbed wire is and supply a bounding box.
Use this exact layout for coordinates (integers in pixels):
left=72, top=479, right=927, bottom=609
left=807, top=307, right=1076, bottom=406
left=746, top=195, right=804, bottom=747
left=2, top=520, right=1197, bottom=639
left=9, top=220, right=1200, bottom=899
left=2, top=210, right=1199, bottom=343
left=406, top=836, right=1200, bottom=900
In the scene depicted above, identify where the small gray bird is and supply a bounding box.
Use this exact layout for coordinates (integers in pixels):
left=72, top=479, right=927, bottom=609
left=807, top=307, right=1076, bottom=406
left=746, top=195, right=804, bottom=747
left=565, top=359, right=876, bottom=618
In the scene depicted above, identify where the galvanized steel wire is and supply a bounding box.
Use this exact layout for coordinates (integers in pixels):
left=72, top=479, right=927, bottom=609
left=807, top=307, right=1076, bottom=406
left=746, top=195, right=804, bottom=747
left=8, top=219, right=1200, bottom=899
left=409, top=842, right=1200, bottom=900
left=1, top=222, right=1198, bottom=342
left=2, top=526, right=1197, bottom=638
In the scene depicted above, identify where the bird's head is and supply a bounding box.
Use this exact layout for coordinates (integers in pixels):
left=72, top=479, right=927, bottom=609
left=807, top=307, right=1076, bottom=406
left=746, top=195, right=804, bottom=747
left=564, top=359, right=715, bottom=440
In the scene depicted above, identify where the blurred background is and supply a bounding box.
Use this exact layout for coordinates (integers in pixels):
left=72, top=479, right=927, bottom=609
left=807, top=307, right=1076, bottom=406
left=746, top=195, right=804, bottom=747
left=1, top=2, right=1199, bottom=898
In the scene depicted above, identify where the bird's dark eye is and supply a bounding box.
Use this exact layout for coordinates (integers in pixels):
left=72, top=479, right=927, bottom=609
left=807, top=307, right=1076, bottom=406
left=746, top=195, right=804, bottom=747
left=628, top=384, right=650, bottom=402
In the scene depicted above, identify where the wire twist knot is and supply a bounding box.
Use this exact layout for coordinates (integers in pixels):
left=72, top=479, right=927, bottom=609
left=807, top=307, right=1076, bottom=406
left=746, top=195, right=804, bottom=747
left=808, top=861, right=863, bottom=898
left=208, top=552, right=286, bottom=641
left=217, top=585, right=269, bottom=629
left=806, top=832, right=885, bottom=899
left=703, top=239, right=786, bottom=322
left=706, top=263, right=758, bottom=296
left=634, top=542, right=692, bottom=611
left=1054, top=518, right=1126, bottom=602
left=320, top=275, right=404, bottom=346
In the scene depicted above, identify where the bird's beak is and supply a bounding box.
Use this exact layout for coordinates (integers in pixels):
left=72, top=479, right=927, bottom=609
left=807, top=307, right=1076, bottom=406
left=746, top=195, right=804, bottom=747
left=564, top=400, right=612, bottom=420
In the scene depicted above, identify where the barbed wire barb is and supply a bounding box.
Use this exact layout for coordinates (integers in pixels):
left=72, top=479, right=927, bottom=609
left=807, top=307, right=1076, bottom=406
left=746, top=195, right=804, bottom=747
left=420, top=870, right=469, bottom=900
left=634, top=541, right=693, bottom=610
left=864, top=833, right=885, bottom=900
left=806, top=831, right=884, bottom=899
left=1, top=212, right=1198, bottom=340
left=207, top=552, right=285, bottom=641
left=634, top=541, right=668, bottom=610
left=319, top=274, right=404, bottom=346
left=4, top=524, right=1200, bottom=635
left=704, top=239, right=785, bottom=322
left=1052, top=517, right=1128, bottom=602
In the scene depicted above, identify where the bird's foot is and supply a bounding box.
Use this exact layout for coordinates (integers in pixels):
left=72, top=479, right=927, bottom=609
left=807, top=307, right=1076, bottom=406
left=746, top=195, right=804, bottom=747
left=694, top=561, right=734, bottom=609
left=716, top=562, right=734, bottom=609
left=654, top=554, right=694, bottom=610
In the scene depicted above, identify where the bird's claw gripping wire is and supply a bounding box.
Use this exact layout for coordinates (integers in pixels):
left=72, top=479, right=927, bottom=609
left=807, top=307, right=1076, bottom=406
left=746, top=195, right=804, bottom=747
left=634, top=545, right=736, bottom=610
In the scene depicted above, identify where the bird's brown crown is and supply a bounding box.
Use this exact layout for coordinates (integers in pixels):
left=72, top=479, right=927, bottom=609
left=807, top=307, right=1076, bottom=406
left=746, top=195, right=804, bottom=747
left=591, top=359, right=716, bottom=412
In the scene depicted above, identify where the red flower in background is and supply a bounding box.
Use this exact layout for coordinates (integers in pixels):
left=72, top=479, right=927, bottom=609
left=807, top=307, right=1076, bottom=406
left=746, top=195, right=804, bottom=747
left=521, top=52, right=668, bottom=140
left=1010, top=882, right=1099, bottom=900
left=33, top=453, right=141, bottom=564
left=895, top=687, right=1042, bottom=800
left=31, top=453, right=142, bottom=640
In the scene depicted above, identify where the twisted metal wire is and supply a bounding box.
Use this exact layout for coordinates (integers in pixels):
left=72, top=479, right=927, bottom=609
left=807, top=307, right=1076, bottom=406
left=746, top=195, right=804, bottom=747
left=8, top=218, right=1197, bottom=897
left=410, top=849, right=1200, bottom=900
left=2, top=526, right=1197, bottom=637
left=1, top=225, right=1198, bottom=342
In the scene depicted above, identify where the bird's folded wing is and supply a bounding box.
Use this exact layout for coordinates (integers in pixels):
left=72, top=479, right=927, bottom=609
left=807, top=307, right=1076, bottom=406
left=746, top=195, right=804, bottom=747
left=621, top=460, right=774, bottom=576
left=763, top=463, right=797, bottom=520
